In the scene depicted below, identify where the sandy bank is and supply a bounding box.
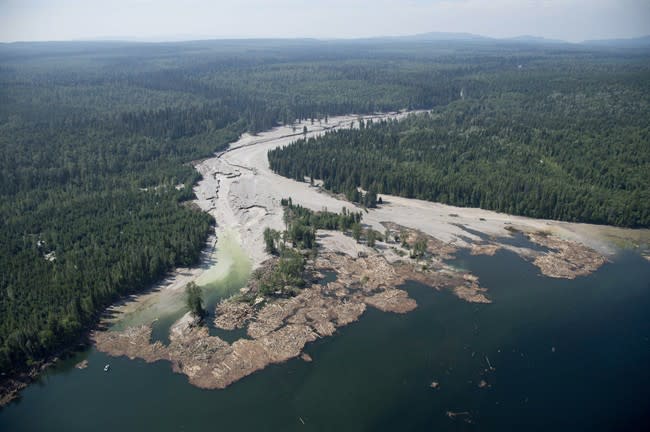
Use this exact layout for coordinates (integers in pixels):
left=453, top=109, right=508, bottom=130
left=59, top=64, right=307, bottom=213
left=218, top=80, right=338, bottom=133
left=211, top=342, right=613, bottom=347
left=192, top=109, right=646, bottom=279
left=93, top=109, right=647, bottom=393
left=94, top=241, right=492, bottom=389
left=106, top=109, right=638, bottom=328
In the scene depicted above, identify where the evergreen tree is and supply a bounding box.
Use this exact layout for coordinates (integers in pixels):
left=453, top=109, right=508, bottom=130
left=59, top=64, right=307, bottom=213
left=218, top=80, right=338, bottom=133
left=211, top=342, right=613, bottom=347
left=264, top=228, right=280, bottom=255
left=185, top=282, right=206, bottom=319
left=411, top=238, right=427, bottom=259
left=367, top=229, right=377, bottom=247
left=352, top=224, right=362, bottom=242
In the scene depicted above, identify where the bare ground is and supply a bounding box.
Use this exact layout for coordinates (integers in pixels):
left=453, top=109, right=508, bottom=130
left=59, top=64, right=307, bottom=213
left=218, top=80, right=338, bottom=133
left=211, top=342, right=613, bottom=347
left=91, top=111, right=646, bottom=394
left=94, top=246, right=494, bottom=389
left=527, top=232, right=608, bottom=279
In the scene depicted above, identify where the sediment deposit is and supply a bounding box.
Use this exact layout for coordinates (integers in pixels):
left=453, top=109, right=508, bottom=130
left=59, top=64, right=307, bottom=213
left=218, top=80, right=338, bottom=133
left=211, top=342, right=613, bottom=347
left=92, top=111, right=635, bottom=393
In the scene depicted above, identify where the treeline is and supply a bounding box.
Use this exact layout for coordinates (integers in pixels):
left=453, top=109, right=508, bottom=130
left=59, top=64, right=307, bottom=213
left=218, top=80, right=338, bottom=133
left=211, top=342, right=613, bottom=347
left=1, top=96, right=243, bottom=374
left=1, top=39, right=649, bottom=377
left=263, top=198, right=363, bottom=255
left=269, top=68, right=650, bottom=227
left=258, top=198, right=363, bottom=297
left=0, top=39, right=478, bottom=376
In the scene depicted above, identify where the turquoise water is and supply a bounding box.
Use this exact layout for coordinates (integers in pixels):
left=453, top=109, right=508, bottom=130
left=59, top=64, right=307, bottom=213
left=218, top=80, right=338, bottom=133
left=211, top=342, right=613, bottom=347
left=110, top=230, right=253, bottom=346
left=1, top=248, right=649, bottom=431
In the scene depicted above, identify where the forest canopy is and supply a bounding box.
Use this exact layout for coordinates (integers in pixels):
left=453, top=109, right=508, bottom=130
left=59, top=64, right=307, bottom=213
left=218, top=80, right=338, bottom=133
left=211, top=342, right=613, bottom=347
left=1, top=38, right=649, bottom=376
left=269, top=65, right=650, bottom=227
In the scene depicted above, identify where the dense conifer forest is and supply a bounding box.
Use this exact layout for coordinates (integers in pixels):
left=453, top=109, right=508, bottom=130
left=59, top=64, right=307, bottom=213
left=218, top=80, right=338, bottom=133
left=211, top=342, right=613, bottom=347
left=1, top=38, right=649, bottom=376
left=269, top=61, right=650, bottom=227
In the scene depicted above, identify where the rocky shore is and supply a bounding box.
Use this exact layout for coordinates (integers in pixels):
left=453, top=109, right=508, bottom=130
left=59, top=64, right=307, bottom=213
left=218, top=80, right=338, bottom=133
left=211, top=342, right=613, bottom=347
left=94, top=241, right=496, bottom=390
left=526, top=232, right=608, bottom=279
left=92, top=111, right=616, bottom=396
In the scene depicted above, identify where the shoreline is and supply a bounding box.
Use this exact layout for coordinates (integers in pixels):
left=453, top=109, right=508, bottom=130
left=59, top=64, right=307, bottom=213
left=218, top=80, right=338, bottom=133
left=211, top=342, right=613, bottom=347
left=194, top=111, right=649, bottom=271
left=91, top=109, right=648, bottom=391
left=5, top=110, right=649, bottom=406
left=92, top=243, right=493, bottom=391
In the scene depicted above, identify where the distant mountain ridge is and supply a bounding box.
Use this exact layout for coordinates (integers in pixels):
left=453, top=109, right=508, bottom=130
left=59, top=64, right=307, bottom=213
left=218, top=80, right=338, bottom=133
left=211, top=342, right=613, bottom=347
left=582, top=35, right=650, bottom=48
left=2, top=32, right=650, bottom=48
left=383, top=31, right=568, bottom=44
left=504, top=35, right=566, bottom=44
left=397, top=31, right=492, bottom=41
left=401, top=32, right=650, bottom=47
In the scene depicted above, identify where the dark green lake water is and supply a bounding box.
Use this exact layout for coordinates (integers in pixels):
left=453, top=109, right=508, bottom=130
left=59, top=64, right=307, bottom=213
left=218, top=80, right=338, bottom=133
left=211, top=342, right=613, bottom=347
left=2, top=249, right=649, bottom=431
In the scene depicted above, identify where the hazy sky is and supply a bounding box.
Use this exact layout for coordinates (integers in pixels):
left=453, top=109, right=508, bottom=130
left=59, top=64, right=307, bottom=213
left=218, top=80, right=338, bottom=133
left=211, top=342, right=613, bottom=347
left=1, top=0, right=649, bottom=43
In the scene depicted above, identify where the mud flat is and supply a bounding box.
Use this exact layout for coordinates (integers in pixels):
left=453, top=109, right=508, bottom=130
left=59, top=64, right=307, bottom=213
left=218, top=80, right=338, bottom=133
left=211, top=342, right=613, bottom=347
left=453, top=280, right=491, bottom=304
left=92, top=110, right=647, bottom=393
left=526, top=232, right=608, bottom=279
left=106, top=256, right=384, bottom=387
left=470, top=243, right=501, bottom=256
left=192, top=111, right=426, bottom=269
left=190, top=109, right=638, bottom=287
left=94, top=242, right=499, bottom=389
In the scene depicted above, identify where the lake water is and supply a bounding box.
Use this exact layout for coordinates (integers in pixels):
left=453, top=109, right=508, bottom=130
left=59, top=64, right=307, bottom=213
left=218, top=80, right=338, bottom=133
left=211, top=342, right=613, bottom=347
left=1, top=248, right=649, bottom=431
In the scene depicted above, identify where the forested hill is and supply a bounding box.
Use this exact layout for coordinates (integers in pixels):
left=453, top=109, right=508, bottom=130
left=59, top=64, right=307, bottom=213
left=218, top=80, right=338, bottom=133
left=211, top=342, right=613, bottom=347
left=269, top=65, right=650, bottom=227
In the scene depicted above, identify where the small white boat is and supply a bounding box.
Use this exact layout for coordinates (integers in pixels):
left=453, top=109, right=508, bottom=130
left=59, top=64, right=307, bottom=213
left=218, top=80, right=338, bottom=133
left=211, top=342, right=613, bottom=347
left=104, top=364, right=110, bottom=372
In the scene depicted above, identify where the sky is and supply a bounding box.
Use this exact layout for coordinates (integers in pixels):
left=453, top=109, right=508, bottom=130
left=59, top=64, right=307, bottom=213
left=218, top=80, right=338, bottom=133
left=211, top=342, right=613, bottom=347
left=1, top=0, right=649, bottom=43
